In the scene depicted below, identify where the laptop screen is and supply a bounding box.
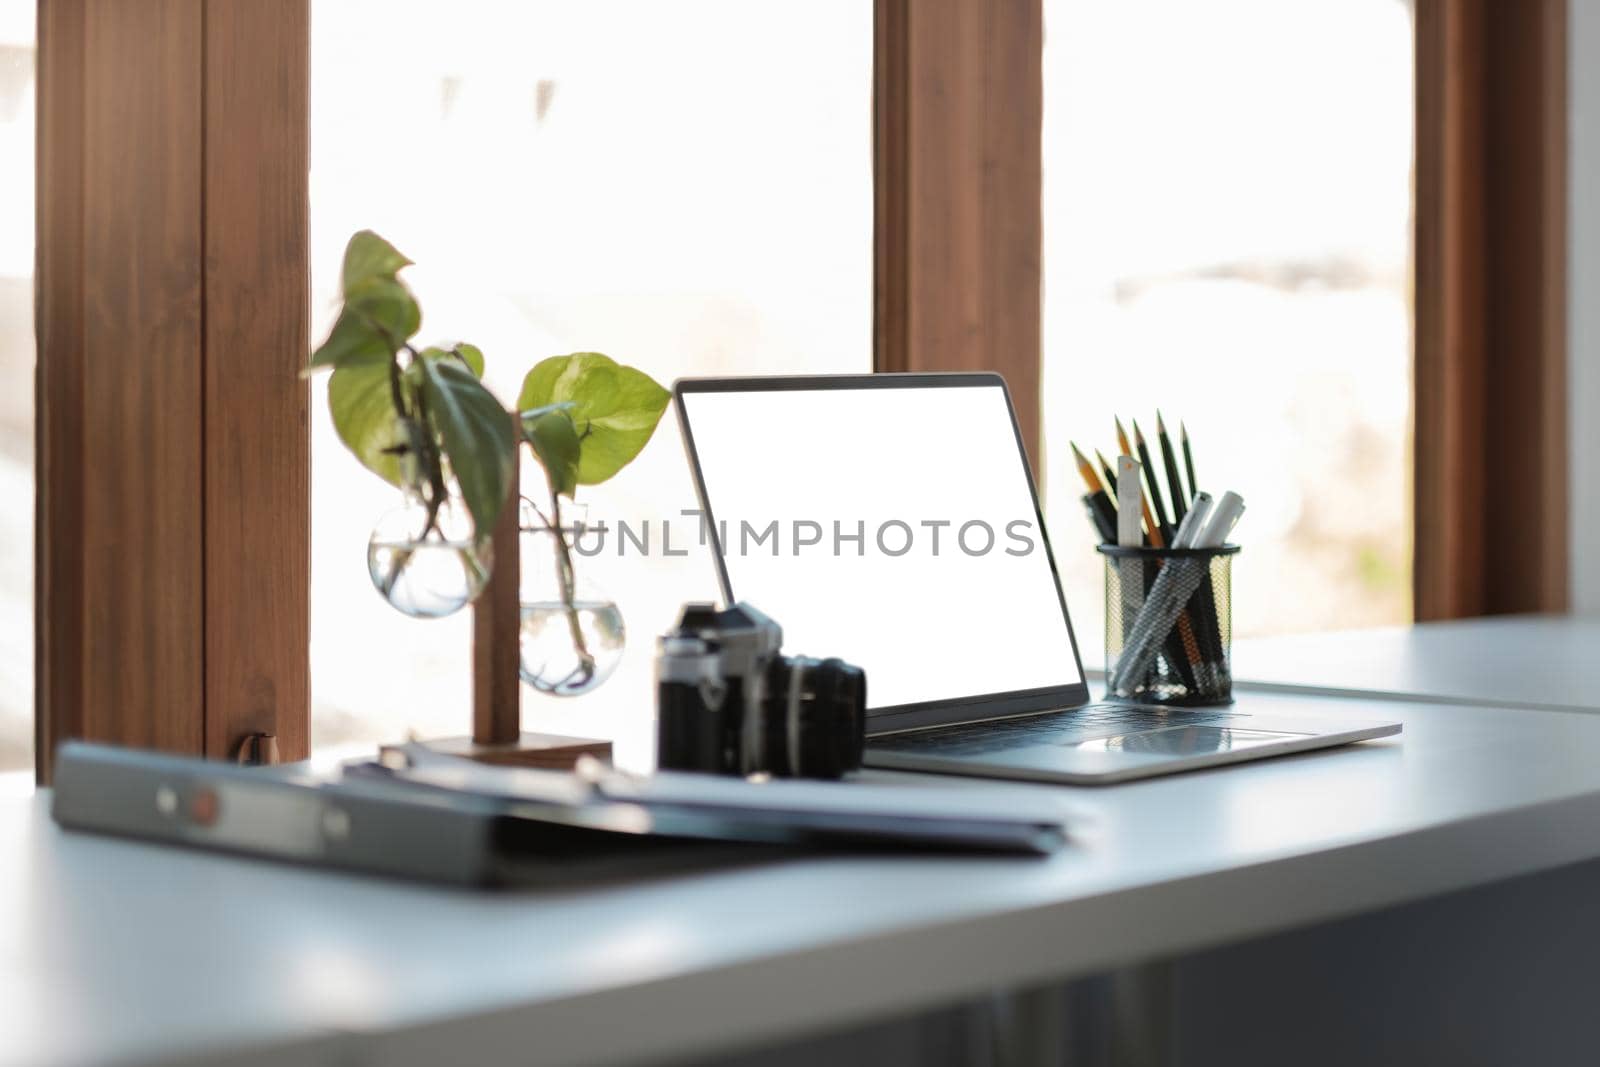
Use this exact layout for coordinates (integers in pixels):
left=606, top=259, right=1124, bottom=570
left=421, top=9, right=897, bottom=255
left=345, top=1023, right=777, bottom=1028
left=677, top=377, right=1084, bottom=717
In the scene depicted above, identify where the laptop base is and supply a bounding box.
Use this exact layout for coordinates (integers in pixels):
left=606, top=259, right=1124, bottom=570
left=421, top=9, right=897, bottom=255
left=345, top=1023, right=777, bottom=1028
left=864, top=705, right=1401, bottom=785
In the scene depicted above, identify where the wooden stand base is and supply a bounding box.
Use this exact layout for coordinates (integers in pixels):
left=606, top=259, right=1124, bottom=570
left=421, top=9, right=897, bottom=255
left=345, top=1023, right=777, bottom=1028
left=417, top=732, right=613, bottom=771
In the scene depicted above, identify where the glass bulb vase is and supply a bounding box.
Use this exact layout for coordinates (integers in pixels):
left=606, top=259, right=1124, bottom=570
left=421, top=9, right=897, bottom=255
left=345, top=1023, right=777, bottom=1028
left=366, top=494, right=491, bottom=619
left=518, top=504, right=625, bottom=697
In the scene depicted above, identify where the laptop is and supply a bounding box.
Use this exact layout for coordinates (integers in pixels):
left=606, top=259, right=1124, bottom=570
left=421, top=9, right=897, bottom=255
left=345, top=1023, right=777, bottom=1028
left=674, top=373, right=1400, bottom=785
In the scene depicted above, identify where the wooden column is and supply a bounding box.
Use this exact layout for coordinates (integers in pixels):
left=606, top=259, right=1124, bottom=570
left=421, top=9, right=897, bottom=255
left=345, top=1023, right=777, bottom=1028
left=1413, top=0, right=1568, bottom=620
left=873, top=0, right=1044, bottom=470
left=35, top=0, right=310, bottom=780
left=202, top=0, right=311, bottom=762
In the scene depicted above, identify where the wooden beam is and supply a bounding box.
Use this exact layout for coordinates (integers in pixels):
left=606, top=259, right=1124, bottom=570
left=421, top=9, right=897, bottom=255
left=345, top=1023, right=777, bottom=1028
left=1413, top=0, right=1568, bottom=620
left=874, top=0, right=1043, bottom=470
left=35, top=0, right=310, bottom=779
left=202, top=0, right=310, bottom=762
left=1482, top=0, right=1569, bottom=614
left=40, top=0, right=208, bottom=775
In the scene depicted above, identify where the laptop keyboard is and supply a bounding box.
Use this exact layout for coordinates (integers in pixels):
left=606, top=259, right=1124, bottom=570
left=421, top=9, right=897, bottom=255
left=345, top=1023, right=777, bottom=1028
left=871, top=703, right=1240, bottom=757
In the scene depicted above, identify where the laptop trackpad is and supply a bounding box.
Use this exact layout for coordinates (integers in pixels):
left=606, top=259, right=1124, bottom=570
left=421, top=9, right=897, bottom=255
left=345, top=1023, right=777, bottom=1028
left=1066, top=725, right=1307, bottom=757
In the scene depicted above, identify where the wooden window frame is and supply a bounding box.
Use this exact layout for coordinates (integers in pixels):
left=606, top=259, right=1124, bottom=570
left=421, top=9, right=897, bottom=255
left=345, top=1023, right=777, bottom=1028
left=874, top=0, right=1044, bottom=472
left=32, top=0, right=1569, bottom=779
left=1413, top=0, right=1568, bottom=620
left=35, top=0, right=309, bottom=781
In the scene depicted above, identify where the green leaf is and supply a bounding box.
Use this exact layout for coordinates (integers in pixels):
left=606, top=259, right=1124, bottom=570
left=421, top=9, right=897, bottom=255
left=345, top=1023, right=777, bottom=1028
left=524, top=409, right=581, bottom=498
left=306, top=276, right=421, bottom=373
left=451, top=343, right=485, bottom=378
left=417, top=358, right=515, bottom=537
left=308, top=233, right=420, bottom=373
left=342, top=230, right=412, bottom=297
left=516, top=352, right=670, bottom=486
left=415, top=344, right=484, bottom=379
left=347, top=275, right=421, bottom=346
left=306, top=308, right=391, bottom=372
left=328, top=358, right=410, bottom=487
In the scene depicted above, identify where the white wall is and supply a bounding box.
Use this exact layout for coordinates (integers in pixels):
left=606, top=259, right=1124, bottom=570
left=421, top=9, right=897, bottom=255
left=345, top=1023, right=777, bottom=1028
left=1570, top=1, right=1600, bottom=613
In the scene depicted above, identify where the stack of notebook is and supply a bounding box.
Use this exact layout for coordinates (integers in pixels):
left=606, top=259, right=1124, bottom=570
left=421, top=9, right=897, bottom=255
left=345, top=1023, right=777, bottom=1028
left=50, top=741, right=1071, bottom=887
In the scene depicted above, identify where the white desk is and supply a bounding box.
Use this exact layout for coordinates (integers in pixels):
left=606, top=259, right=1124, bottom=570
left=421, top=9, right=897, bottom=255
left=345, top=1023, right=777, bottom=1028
left=11, top=690, right=1600, bottom=1067
left=1227, top=614, right=1600, bottom=711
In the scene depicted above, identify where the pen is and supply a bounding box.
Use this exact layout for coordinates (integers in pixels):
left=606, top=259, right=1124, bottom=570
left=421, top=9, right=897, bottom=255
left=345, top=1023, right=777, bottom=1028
left=1132, top=419, right=1173, bottom=545
left=1082, top=495, right=1116, bottom=544
left=1156, top=412, right=1187, bottom=525
left=1157, top=488, right=1208, bottom=688
left=1194, top=490, right=1244, bottom=548
left=1192, top=490, right=1242, bottom=689
left=1113, top=455, right=1200, bottom=690
left=1114, top=456, right=1146, bottom=666
left=1172, top=492, right=1212, bottom=548
left=1145, top=483, right=1212, bottom=692
left=1175, top=490, right=1222, bottom=683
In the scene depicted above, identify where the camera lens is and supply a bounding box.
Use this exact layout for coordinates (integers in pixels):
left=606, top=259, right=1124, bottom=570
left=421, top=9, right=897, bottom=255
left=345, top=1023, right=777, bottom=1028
left=806, top=658, right=867, bottom=777
left=762, top=656, right=866, bottom=779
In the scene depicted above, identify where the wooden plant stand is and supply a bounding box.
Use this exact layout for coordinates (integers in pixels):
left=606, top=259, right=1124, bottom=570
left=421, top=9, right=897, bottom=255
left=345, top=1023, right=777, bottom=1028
left=420, top=438, right=612, bottom=770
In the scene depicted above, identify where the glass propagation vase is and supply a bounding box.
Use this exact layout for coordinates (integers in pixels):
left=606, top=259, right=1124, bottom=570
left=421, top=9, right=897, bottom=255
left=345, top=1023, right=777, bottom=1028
left=518, top=501, right=625, bottom=697
left=366, top=493, right=491, bottom=619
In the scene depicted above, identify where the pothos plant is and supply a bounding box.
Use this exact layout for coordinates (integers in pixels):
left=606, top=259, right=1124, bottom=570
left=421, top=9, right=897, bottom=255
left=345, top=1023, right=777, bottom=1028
left=305, top=231, right=669, bottom=692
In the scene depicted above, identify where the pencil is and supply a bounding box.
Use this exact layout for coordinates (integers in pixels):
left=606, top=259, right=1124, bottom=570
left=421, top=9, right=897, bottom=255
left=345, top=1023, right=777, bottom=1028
left=1069, top=442, right=1107, bottom=496
left=1096, top=449, right=1118, bottom=495
left=1156, top=411, right=1187, bottom=524
left=1181, top=421, right=1197, bottom=498
left=1070, top=442, right=1118, bottom=544
left=1133, top=419, right=1174, bottom=544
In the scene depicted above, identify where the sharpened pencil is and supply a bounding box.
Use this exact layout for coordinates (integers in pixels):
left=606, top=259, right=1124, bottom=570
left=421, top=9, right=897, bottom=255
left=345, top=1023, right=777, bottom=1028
left=1156, top=411, right=1187, bottom=525
left=1096, top=449, right=1118, bottom=495
left=1069, top=442, right=1107, bottom=496
left=1070, top=442, right=1119, bottom=544
left=1133, top=419, right=1174, bottom=544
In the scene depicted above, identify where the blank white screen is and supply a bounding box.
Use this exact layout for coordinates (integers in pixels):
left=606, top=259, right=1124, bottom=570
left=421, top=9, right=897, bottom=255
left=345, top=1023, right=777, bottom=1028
left=680, top=382, right=1084, bottom=709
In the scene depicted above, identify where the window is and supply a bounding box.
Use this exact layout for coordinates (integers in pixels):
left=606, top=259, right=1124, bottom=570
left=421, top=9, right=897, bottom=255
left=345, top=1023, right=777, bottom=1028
left=1041, top=0, right=1414, bottom=649
left=309, top=1, right=872, bottom=764
left=0, top=8, right=32, bottom=772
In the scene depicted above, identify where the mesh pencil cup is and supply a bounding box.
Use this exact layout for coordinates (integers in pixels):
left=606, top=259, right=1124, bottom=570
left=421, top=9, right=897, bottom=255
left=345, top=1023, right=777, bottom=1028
left=1096, top=544, right=1239, bottom=707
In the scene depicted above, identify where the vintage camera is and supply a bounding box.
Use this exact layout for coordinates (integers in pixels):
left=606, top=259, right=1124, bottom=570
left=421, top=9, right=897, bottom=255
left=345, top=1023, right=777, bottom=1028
left=656, top=602, right=867, bottom=779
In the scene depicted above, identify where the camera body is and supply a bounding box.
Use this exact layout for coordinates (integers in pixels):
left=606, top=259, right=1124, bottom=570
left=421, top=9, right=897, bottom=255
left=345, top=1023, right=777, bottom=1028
left=656, top=602, right=867, bottom=779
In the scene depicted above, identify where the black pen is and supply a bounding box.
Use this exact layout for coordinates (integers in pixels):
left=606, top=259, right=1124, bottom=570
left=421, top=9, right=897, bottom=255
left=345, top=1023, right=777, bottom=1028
left=1132, top=419, right=1173, bottom=544
left=1082, top=494, right=1117, bottom=544
left=1156, top=412, right=1187, bottom=524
